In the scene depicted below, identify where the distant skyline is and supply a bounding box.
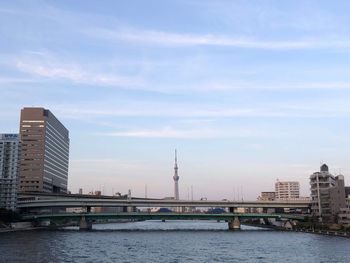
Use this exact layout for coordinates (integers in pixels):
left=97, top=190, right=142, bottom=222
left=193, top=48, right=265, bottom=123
left=2, top=0, right=350, bottom=199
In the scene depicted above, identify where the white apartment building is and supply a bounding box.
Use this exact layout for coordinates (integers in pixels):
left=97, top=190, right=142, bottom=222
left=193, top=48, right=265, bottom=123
left=0, top=134, right=21, bottom=211
left=275, top=180, right=300, bottom=200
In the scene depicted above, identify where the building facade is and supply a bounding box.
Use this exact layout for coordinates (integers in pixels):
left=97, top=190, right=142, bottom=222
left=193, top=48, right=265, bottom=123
left=338, top=195, right=350, bottom=227
left=258, top=191, right=276, bottom=201
left=0, top=134, right=21, bottom=211
left=329, top=175, right=346, bottom=218
left=19, top=108, right=69, bottom=193
left=275, top=180, right=300, bottom=199
left=310, top=164, right=335, bottom=219
left=310, top=164, right=349, bottom=222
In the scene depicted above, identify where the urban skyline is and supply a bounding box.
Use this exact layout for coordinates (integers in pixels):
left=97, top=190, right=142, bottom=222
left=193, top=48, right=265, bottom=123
left=2, top=1, right=350, bottom=200
left=2, top=1, right=350, bottom=262
left=0, top=106, right=347, bottom=206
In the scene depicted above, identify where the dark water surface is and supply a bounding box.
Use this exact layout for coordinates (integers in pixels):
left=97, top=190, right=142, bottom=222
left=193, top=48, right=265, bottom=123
left=1, top=221, right=350, bottom=263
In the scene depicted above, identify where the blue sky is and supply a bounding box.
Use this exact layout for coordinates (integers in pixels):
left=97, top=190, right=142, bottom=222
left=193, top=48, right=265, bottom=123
left=2, top=0, right=350, bottom=199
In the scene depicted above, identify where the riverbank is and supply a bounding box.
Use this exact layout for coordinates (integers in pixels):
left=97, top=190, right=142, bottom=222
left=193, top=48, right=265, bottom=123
left=0, top=226, right=49, bottom=233
left=294, top=228, right=350, bottom=238
left=243, top=222, right=350, bottom=238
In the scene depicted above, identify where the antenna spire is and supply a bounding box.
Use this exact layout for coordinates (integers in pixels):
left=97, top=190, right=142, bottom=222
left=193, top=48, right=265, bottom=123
left=175, top=149, right=178, bottom=167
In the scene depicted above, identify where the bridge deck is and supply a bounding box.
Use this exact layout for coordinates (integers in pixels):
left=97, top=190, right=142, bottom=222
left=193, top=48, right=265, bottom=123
left=18, top=198, right=310, bottom=209
left=22, top=212, right=306, bottom=221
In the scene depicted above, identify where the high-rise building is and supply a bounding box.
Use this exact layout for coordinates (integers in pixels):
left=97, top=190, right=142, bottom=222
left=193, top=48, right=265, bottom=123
left=19, top=107, right=69, bottom=193
left=275, top=180, right=299, bottom=199
left=310, top=164, right=335, bottom=219
left=309, top=164, right=349, bottom=222
left=0, top=134, right=21, bottom=211
left=173, top=150, right=179, bottom=200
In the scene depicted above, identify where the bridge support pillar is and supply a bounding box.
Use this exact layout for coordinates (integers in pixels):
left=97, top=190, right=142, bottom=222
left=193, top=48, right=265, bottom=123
left=127, top=206, right=135, bottom=213
left=263, top=218, right=270, bottom=225
left=79, top=216, right=92, bottom=231
left=283, top=220, right=293, bottom=230
left=228, top=217, right=241, bottom=230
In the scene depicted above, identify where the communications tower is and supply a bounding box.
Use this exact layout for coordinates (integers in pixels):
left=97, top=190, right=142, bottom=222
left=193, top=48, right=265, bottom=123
left=173, top=149, right=179, bottom=200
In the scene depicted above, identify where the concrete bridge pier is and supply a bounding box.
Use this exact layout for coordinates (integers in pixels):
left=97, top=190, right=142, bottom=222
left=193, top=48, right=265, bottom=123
left=283, top=220, right=293, bottom=230
left=127, top=206, right=135, bottom=213
left=228, top=217, right=241, bottom=230
left=79, top=216, right=92, bottom=231
left=123, top=206, right=136, bottom=212
left=262, top=218, right=270, bottom=225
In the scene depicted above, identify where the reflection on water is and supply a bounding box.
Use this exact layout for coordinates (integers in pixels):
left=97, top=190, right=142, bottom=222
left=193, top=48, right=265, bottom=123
left=1, top=221, right=350, bottom=263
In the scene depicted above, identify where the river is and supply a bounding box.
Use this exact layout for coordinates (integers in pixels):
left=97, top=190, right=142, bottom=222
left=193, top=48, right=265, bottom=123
left=1, top=220, right=350, bottom=262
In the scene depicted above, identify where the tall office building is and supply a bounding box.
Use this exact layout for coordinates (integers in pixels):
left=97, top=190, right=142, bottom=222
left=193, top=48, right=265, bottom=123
left=275, top=180, right=300, bottom=199
left=0, top=134, right=21, bottom=211
left=19, top=107, right=69, bottom=193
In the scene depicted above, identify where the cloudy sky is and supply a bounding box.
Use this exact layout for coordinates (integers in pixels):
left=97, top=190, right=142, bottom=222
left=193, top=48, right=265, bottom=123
left=2, top=0, right=350, bottom=199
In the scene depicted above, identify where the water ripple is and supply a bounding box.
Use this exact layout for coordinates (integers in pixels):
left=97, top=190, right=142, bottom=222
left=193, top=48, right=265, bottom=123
left=1, top=221, right=350, bottom=263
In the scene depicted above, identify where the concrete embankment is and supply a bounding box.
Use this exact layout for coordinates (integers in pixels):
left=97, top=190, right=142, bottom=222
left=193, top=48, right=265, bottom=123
left=0, top=222, right=48, bottom=233
left=243, top=222, right=350, bottom=238
left=294, top=228, right=350, bottom=238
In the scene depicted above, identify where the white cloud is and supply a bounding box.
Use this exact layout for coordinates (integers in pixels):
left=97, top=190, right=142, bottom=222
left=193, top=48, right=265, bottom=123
left=102, top=125, right=271, bottom=139
left=55, top=106, right=293, bottom=119
left=200, top=81, right=350, bottom=91
left=12, top=59, right=350, bottom=92
left=15, top=60, right=142, bottom=87
left=12, top=53, right=350, bottom=94
left=87, top=27, right=350, bottom=50
left=0, top=76, right=38, bottom=84
left=105, top=127, right=222, bottom=139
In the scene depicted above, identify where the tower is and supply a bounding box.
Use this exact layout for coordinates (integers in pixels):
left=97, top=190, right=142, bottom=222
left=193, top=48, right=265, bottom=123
left=173, top=149, right=179, bottom=200
left=19, top=107, right=69, bottom=193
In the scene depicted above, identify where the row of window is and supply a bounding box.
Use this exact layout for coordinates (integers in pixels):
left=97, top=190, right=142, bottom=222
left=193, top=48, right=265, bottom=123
left=20, top=180, right=40, bottom=184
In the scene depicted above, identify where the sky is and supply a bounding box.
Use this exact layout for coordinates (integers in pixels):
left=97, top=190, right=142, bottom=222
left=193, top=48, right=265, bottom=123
left=2, top=0, right=350, bottom=200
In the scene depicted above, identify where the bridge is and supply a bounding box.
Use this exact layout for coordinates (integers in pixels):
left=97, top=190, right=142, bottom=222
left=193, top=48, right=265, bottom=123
left=18, top=193, right=310, bottom=230
left=22, top=212, right=305, bottom=221
left=18, top=192, right=310, bottom=209
left=23, top=212, right=305, bottom=230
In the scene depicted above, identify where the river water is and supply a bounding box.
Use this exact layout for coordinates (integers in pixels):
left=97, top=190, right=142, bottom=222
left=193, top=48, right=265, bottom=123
left=1, top=220, right=350, bottom=263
